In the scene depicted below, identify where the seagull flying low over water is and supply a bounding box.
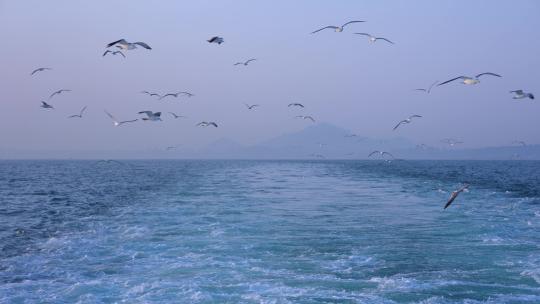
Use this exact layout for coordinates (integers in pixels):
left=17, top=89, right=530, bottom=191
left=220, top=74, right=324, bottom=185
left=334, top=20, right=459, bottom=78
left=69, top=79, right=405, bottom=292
left=311, top=20, right=365, bottom=34
left=138, top=111, right=162, bottom=121
left=49, top=89, right=71, bottom=99
left=197, top=121, right=218, bottom=127
left=31, top=67, right=51, bottom=76
left=444, top=184, right=470, bottom=209
left=288, top=103, right=304, bottom=108
left=169, top=112, right=186, bottom=119
left=40, top=101, right=54, bottom=109
left=104, top=110, right=138, bottom=126
left=415, top=81, right=439, bottom=93
left=68, top=106, right=87, bottom=118
left=207, top=36, right=224, bottom=44
left=438, top=73, right=501, bottom=86
left=368, top=150, right=394, bottom=159
left=103, top=50, right=126, bottom=58
left=296, top=115, right=315, bottom=122
left=510, top=90, right=534, bottom=100
left=393, top=115, right=422, bottom=130
left=244, top=103, right=259, bottom=110
left=234, top=59, right=256, bottom=66
left=354, top=33, right=394, bottom=44
left=106, top=39, right=151, bottom=50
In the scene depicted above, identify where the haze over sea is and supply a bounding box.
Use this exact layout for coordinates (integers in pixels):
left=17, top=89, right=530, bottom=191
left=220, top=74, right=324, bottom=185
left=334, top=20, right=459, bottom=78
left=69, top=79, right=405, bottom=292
left=1, top=160, right=539, bottom=303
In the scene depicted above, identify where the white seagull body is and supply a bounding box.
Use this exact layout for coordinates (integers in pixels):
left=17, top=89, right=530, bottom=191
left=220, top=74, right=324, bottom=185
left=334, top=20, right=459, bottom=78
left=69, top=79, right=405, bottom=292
left=311, top=20, right=365, bottom=34
left=438, top=73, right=501, bottom=86
left=510, top=90, right=534, bottom=100
left=354, top=33, right=394, bottom=44
left=31, top=67, right=51, bottom=76
left=68, top=106, right=87, bottom=118
left=138, top=111, right=162, bottom=121
left=393, top=115, right=422, bottom=130
left=106, top=39, right=151, bottom=50
left=104, top=110, right=138, bottom=126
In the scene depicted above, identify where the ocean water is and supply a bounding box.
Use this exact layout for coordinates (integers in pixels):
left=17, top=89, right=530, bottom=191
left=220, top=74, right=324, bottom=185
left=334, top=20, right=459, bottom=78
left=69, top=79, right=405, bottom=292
left=0, top=160, right=539, bottom=303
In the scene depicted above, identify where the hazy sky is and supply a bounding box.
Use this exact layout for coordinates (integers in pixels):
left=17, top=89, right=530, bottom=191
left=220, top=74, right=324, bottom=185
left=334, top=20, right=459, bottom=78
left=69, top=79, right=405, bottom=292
left=1, top=0, right=539, bottom=157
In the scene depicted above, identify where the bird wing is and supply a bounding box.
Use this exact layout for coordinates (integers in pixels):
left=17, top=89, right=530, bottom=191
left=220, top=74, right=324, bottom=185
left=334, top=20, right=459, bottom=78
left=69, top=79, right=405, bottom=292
left=104, top=110, right=117, bottom=122
left=444, top=191, right=458, bottom=209
left=31, top=68, right=41, bottom=75
left=134, top=42, right=152, bottom=49
left=410, top=114, right=422, bottom=119
left=311, top=26, right=337, bottom=34
left=476, top=72, right=501, bottom=78
left=510, top=90, right=523, bottom=94
left=169, top=112, right=178, bottom=118
left=245, top=59, right=257, bottom=64
left=79, top=106, right=87, bottom=116
left=114, top=51, right=126, bottom=57
left=208, top=36, right=218, bottom=42
left=106, top=39, right=126, bottom=48
left=102, top=50, right=112, bottom=56
left=159, top=94, right=174, bottom=100
left=305, top=116, right=315, bottom=122
left=49, top=91, right=59, bottom=99
left=196, top=122, right=207, bottom=126
left=382, top=152, right=394, bottom=158
left=376, top=37, right=394, bottom=44
left=428, top=81, right=439, bottom=92
left=368, top=151, right=381, bottom=157
left=415, top=88, right=427, bottom=92
left=234, top=62, right=243, bottom=65
left=354, top=32, right=371, bottom=37
left=393, top=120, right=406, bottom=130
left=437, top=76, right=465, bottom=86
left=138, top=111, right=153, bottom=117
left=154, top=112, right=161, bottom=117
left=119, top=119, right=138, bottom=124
left=209, top=122, right=218, bottom=127
left=342, top=20, right=365, bottom=28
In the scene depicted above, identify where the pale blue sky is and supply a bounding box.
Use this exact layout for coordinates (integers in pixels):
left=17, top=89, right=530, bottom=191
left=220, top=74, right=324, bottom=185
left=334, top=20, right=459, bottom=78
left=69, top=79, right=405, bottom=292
left=0, top=0, right=539, bottom=156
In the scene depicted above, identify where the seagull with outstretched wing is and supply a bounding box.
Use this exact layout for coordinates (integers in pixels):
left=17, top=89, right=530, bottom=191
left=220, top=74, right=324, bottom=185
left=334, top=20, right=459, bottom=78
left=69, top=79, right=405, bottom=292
left=104, top=110, right=138, bottom=127
left=444, top=184, right=470, bottom=209
left=393, top=114, right=422, bottom=130
left=354, top=33, right=394, bottom=44
left=31, top=67, right=52, bottom=76
left=106, top=39, right=151, bottom=50
left=438, top=72, right=501, bottom=86
left=234, top=59, right=257, bottom=66
left=311, top=20, right=365, bottom=34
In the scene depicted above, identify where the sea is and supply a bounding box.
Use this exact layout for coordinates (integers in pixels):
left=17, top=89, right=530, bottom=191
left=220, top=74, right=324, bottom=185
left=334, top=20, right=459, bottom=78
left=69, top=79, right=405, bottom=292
left=0, top=160, right=539, bottom=303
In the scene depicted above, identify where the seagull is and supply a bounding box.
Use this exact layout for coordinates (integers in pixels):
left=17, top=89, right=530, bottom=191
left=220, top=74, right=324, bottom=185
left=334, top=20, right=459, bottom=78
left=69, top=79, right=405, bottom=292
left=510, top=90, right=534, bottom=100
left=138, top=111, right=162, bottom=121
left=393, top=115, right=422, bottom=130
left=444, top=184, right=470, bottom=209
left=244, top=103, right=259, bottom=110
left=31, top=67, right=51, bottom=76
left=234, top=59, right=256, bottom=66
left=295, top=115, right=315, bottom=122
left=415, top=81, right=439, bottom=93
left=159, top=92, right=181, bottom=100
left=68, top=106, right=87, bottom=118
left=169, top=112, right=186, bottom=119
left=104, top=110, right=138, bottom=126
left=49, top=89, right=71, bottom=99
left=438, top=73, right=501, bottom=86
left=207, top=36, right=224, bottom=44
left=311, top=21, right=365, bottom=34
left=197, top=121, right=218, bottom=127
left=179, top=91, right=194, bottom=97
left=102, top=50, right=126, bottom=58
left=106, top=39, right=151, bottom=50
left=40, top=101, right=54, bottom=109
left=512, top=140, right=527, bottom=147
left=354, top=33, right=394, bottom=44
left=368, top=150, right=394, bottom=159
left=288, top=103, right=305, bottom=108
left=441, top=138, right=463, bottom=147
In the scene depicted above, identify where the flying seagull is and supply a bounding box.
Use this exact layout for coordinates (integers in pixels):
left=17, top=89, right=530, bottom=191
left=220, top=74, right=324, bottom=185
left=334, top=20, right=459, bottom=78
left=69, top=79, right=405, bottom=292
left=234, top=59, right=256, bottom=66
left=444, top=184, right=470, bottom=209
left=244, top=103, right=259, bottom=110
left=415, top=81, right=439, bottom=93
left=40, top=101, right=54, bottom=109
left=393, top=115, right=422, bottom=130
left=49, top=89, right=71, bottom=99
left=207, top=36, right=224, bottom=44
left=106, top=39, right=151, bottom=50
left=68, top=106, right=87, bottom=118
left=354, top=33, right=394, bottom=44
left=288, top=103, right=304, bottom=108
left=438, top=73, right=501, bottom=86
left=197, top=121, right=218, bottom=127
left=296, top=115, right=315, bottom=122
left=138, top=111, right=162, bottom=121
left=368, top=151, right=394, bottom=159
left=169, top=112, right=186, bottom=119
left=103, top=50, right=126, bottom=58
left=311, top=20, right=365, bottom=34
left=441, top=138, right=463, bottom=146
left=510, top=90, right=534, bottom=100
left=31, top=67, right=51, bottom=76
left=104, top=110, right=138, bottom=126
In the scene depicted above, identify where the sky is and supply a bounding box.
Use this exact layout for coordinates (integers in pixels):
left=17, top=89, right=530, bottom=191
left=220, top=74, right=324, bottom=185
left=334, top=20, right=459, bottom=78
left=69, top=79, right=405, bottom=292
left=0, top=0, right=539, bottom=157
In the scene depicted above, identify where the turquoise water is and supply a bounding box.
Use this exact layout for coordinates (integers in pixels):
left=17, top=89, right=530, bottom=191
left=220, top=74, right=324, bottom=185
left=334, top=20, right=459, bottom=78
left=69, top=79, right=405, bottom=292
left=1, top=160, right=539, bottom=303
